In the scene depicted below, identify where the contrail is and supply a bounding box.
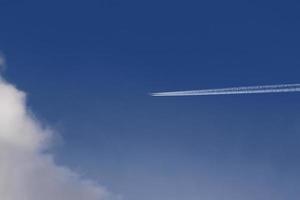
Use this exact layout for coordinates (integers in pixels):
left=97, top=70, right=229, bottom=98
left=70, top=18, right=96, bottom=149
left=151, top=83, right=300, bottom=96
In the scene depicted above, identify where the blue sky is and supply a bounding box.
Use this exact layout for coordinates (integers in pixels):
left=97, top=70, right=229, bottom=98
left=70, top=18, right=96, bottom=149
left=1, top=0, right=300, bottom=199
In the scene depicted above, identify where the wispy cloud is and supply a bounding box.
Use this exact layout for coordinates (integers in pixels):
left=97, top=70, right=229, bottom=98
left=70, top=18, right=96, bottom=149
left=0, top=52, right=6, bottom=71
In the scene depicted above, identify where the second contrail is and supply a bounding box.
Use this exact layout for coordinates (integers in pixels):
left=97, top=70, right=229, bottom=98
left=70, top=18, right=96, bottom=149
left=151, top=83, right=300, bottom=96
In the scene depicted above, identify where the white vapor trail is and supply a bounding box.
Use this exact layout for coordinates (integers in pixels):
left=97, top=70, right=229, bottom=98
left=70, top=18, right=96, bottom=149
left=151, top=83, right=300, bottom=96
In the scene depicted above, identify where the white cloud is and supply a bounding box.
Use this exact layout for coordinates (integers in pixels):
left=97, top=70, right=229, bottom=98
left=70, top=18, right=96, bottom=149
left=0, top=78, right=116, bottom=200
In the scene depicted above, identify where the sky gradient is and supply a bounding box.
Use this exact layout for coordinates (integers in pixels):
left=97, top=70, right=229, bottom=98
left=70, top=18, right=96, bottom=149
left=1, top=1, right=300, bottom=199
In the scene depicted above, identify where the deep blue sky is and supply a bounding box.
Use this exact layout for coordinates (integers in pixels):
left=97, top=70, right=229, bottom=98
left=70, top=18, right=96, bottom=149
left=1, top=1, right=300, bottom=199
